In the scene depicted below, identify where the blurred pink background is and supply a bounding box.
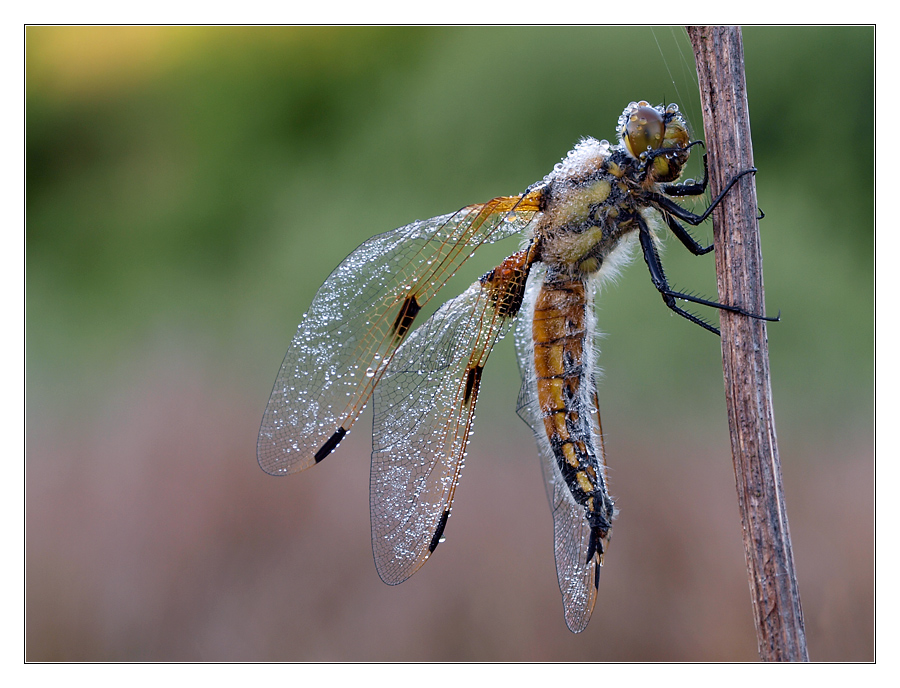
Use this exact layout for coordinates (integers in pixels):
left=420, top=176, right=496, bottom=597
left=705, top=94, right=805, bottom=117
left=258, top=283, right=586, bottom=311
left=27, top=353, right=872, bottom=660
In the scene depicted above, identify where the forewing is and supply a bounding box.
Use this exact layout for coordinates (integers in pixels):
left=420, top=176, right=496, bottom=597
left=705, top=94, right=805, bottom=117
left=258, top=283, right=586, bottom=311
left=514, top=268, right=599, bottom=633
left=370, top=251, right=530, bottom=585
left=258, top=194, right=541, bottom=476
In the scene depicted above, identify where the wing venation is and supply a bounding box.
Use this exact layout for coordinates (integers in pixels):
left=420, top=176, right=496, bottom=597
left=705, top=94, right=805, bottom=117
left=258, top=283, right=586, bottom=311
left=258, top=193, right=541, bottom=476
left=370, top=249, right=532, bottom=585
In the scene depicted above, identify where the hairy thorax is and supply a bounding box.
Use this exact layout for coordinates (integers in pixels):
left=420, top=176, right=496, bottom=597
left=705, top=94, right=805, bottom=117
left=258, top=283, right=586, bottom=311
left=534, top=141, right=651, bottom=279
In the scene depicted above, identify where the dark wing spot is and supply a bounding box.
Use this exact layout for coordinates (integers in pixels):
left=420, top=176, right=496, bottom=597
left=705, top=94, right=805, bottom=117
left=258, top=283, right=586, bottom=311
left=392, top=295, right=421, bottom=339
left=314, top=427, right=347, bottom=462
left=463, top=365, right=483, bottom=405
left=429, top=510, right=450, bottom=553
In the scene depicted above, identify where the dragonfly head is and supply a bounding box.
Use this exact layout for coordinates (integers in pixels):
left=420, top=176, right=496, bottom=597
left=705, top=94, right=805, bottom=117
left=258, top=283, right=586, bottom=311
left=618, top=101, right=691, bottom=183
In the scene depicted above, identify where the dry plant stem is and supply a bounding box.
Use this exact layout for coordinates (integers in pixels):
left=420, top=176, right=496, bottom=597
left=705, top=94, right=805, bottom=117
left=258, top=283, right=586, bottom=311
left=686, top=26, right=809, bottom=662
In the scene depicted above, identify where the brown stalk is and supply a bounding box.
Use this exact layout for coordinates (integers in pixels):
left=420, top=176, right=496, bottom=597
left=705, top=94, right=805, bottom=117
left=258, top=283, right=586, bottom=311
left=685, top=25, right=809, bottom=662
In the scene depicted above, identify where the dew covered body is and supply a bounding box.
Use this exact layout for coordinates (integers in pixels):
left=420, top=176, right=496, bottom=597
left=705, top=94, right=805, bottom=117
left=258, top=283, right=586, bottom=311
left=258, top=100, right=762, bottom=633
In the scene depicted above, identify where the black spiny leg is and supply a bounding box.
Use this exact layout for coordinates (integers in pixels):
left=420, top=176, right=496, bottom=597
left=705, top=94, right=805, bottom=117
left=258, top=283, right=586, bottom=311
left=664, top=212, right=713, bottom=256
left=662, top=151, right=709, bottom=197
left=637, top=216, right=779, bottom=336
left=652, top=167, right=757, bottom=226
left=637, top=218, right=720, bottom=334
left=664, top=155, right=765, bottom=221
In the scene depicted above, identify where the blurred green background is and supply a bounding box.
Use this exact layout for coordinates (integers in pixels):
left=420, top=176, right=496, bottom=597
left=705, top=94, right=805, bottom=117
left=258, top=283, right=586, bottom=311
left=26, top=26, right=872, bottom=660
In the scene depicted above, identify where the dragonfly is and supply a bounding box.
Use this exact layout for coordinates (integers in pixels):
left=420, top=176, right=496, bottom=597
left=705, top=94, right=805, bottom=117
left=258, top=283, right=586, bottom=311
left=257, top=100, right=777, bottom=633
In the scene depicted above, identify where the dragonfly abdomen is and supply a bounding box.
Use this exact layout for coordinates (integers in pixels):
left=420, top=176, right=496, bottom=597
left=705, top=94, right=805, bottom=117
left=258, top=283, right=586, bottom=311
left=531, top=276, right=615, bottom=561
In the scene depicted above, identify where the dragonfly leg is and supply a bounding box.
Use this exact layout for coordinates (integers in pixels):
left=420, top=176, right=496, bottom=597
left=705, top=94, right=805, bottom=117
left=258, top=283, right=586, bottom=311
left=661, top=150, right=709, bottom=197
left=637, top=216, right=779, bottom=336
left=652, top=166, right=757, bottom=226
left=663, top=212, right=713, bottom=256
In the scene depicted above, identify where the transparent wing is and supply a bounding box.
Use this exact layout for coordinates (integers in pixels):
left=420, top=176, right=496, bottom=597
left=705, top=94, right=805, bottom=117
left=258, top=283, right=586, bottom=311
left=514, top=267, right=600, bottom=633
left=370, top=251, right=531, bottom=585
left=258, top=193, right=542, bottom=476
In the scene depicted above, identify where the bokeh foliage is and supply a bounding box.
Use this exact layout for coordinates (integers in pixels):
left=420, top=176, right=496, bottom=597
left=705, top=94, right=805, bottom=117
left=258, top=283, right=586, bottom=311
left=27, top=26, right=872, bottom=431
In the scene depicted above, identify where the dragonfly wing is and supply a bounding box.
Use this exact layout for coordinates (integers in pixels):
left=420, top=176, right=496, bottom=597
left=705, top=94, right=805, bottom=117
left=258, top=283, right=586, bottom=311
left=514, top=267, right=600, bottom=633
left=371, top=251, right=531, bottom=585
left=258, top=193, right=541, bottom=476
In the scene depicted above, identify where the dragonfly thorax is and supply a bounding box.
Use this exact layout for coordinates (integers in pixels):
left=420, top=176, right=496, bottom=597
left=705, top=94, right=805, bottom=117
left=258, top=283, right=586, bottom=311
left=532, top=102, right=694, bottom=279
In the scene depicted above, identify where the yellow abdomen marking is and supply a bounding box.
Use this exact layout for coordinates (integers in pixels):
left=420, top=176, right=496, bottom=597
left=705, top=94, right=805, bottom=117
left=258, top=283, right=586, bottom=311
left=576, top=471, right=594, bottom=494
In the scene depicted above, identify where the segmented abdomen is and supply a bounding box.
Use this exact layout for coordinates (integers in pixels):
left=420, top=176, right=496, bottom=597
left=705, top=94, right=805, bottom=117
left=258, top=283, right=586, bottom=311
left=532, top=276, right=614, bottom=561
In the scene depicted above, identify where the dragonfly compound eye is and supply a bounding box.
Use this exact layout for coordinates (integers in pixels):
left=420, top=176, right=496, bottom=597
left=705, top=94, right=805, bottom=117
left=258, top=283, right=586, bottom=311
left=623, top=104, right=664, bottom=160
